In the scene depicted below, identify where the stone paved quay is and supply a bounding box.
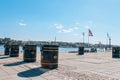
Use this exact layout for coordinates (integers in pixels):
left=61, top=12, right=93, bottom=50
left=0, top=51, right=120, bottom=80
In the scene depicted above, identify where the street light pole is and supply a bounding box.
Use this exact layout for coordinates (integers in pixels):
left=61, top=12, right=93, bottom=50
left=109, top=37, right=111, bottom=49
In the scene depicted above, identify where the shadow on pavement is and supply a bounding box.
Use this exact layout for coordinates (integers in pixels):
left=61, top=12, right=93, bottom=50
left=17, top=67, right=51, bottom=77
left=3, top=61, right=27, bottom=66
left=0, top=54, right=4, bottom=56
left=0, top=55, right=10, bottom=59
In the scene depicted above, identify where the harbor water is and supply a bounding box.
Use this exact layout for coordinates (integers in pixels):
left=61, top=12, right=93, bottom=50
left=0, top=45, right=105, bottom=53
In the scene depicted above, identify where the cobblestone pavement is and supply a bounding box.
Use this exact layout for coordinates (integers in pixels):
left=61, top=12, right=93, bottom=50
left=0, top=52, right=120, bottom=80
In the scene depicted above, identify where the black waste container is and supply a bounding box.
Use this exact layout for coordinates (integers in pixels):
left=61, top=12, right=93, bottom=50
left=41, top=45, right=59, bottom=69
left=91, top=47, right=97, bottom=52
left=24, top=45, right=36, bottom=62
left=78, top=46, right=84, bottom=55
left=4, top=45, right=10, bottom=55
left=10, top=45, right=19, bottom=57
left=112, top=47, right=120, bottom=58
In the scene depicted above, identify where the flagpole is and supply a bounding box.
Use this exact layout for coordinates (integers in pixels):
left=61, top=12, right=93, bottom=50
left=109, top=37, right=111, bottom=49
left=88, top=34, right=89, bottom=47
left=55, top=36, right=56, bottom=42
left=82, top=32, right=84, bottom=46
left=107, top=33, right=109, bottom=48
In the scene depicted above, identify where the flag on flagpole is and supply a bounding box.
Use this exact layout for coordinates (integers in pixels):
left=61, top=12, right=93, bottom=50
left=88, top=29, right=93, bottom=36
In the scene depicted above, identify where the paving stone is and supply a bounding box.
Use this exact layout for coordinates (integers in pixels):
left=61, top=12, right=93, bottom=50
left=0, top=52, right=120, bottom=80
left=31, top=76, right=47, bottom=80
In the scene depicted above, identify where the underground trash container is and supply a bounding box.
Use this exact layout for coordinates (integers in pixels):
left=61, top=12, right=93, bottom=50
left=78, top=46, right=84, bottom=55
left=4, top=45, right=11, bottom=55
left=10, top=45, right=19, bottom=57
left=23, top=45, right=37, bottom=62
left=112, top=47, right=120, bottom=58
left=41, top=45, right=59, bottom=69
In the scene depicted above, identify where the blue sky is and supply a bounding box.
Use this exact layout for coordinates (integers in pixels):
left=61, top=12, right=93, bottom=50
left=0, top=0, right=120, bottom=45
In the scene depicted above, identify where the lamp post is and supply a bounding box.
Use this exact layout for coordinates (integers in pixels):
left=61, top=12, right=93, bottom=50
left=109, top=37, right=111, bottom=49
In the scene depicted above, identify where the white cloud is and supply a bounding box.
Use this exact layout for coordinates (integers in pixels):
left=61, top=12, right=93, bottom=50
left=54, top=24, right=79, bottom=33
left=18, top=22, right=27, bottom=27
left=73, top=27, right=79, bottom=30
left=54, top=24, right=63, bottom=29
left=59, top=28, right=73, bottom=33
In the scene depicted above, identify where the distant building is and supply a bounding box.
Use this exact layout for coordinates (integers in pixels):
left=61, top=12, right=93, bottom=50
left=4, top=38, right=10, bottom=41
left=3, top=38, right=11, bottom=44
